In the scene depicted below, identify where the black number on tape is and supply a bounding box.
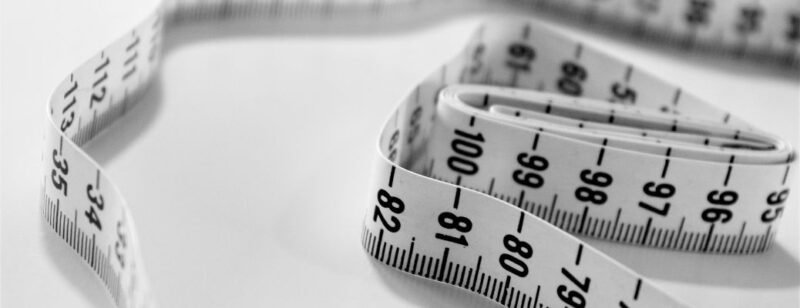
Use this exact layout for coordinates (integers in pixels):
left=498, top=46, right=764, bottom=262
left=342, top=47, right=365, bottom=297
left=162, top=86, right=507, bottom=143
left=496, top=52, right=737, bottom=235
left=85, top=182, right=106, bottom=231
left=512, top=153, right=548, bottom=189
left=505, top=42, right=536, bottom=73
left=435, top=211, right=473, bottom=246
left=788, top=13, right=800, bottom=42
left=447, top=129, right=485, bottom=176
left=574, top=169, right=613, bottom=205
left=557, top=267, right=592, bottom=308
left=407, top=106, right=422, bottom=145
left=86, top=184, right=104, bottom=210
left=51, top=149, right=69, bottom=197
left=736, top=6, right=763, bottom=35
left=762, top=189, right=790, bottom=223
left=373, top=188, right=405, bottom=233
left=469, top=44, right=485, bottom=75
left=701, top=189, right=738, bottom=223
left=610, top=82, right=637, bottom=104
left=60, top=80, right=78, bottom=132
left=557, top=61, right=587, bottom=97
left=638, top=181, right=675, bottom=216
left=387, top=130, right=400, bottom=161
left=685, top=0, right=713, bottom=28
left=90, top=55, right=111, bottom=108
left=498, top=234, right=533, bottom=277
left=115, top=220, right=128, bottom=268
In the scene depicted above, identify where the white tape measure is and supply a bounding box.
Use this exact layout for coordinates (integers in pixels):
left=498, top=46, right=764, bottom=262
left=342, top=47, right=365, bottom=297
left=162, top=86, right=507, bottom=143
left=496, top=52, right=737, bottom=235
left=41, top=0, right=798, bottom=307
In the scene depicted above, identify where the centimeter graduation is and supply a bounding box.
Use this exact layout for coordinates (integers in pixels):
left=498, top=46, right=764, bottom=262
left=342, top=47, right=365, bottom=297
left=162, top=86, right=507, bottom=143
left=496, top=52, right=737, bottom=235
left=41, top=0, right=799, bottom=307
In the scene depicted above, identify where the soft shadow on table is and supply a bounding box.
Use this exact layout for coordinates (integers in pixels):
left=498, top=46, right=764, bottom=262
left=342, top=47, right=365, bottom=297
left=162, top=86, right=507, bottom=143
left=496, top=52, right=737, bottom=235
left=584, top=238, right=800, bottom=288
left=369, top=258, right=497, bottom=308
left=84, top=9, right=469, bottom=163
left=367, top=239, right=800, bottom=308
left=59, top=6, right=798, bottom=307
left=87, top=7, right=483, bottom=164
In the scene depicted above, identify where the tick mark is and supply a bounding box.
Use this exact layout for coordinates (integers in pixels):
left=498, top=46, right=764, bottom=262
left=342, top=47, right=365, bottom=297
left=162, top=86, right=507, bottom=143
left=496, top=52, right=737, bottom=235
left=782, top=165, right=791, bottom=185
left=661, top=147, right=672, bottom=178
left=453, top=187, right=461, bottom=209
left=623, top=65, right=633, bottom=82
left=597, top=138, right=608, bottom=166
left=672, top=88, right=682, bottom=106
left=702, top=224, right=715, bottom=252
left=388, top=165, right=396, bottom=187
left=522, top=23, right=531, bottom=39
left=724, top=155, right=735, bottom=186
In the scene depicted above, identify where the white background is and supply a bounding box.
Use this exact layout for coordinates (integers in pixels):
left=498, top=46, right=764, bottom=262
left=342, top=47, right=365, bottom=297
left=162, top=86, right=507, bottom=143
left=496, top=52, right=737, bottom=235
left=2, top=0, right=799, bottom=307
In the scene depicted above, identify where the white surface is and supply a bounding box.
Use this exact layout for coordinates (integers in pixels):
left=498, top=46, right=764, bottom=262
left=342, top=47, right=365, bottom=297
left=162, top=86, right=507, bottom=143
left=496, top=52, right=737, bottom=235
left=2, top=1, right=799, bottom=307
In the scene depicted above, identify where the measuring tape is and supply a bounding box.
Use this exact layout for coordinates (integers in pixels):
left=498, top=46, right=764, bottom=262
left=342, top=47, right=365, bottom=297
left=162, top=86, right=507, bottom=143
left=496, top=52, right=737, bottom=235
left=41, top=0, right=798, bottom=307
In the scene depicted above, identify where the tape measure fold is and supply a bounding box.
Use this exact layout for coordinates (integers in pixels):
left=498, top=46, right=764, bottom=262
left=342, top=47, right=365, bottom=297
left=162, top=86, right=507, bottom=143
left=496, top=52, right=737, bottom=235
left=41, top=0, right=798, bottom=307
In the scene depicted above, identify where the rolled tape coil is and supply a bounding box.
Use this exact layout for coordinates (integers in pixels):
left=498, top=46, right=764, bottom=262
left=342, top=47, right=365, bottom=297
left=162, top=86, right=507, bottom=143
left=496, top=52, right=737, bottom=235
left=41, top=0, right=798, bottom=307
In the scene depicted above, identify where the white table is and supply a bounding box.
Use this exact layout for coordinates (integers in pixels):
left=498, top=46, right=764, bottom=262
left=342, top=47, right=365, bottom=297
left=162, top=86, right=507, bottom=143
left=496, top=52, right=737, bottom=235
left=2, top=1, right=798, bottom=306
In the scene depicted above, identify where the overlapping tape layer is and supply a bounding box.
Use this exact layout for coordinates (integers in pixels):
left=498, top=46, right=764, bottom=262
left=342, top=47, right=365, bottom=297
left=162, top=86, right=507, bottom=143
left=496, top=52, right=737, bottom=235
left=41, top=0, right=798, bottom=307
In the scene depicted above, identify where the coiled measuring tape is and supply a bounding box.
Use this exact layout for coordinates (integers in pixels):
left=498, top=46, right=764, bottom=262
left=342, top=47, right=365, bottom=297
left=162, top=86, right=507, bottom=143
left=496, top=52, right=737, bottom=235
left=41, top=0, right=798, bottom=307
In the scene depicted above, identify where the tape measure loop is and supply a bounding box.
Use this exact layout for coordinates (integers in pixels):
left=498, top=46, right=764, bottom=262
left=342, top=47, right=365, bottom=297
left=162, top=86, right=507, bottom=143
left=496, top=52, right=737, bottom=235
left=41, top=0, right=798, bottom=307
